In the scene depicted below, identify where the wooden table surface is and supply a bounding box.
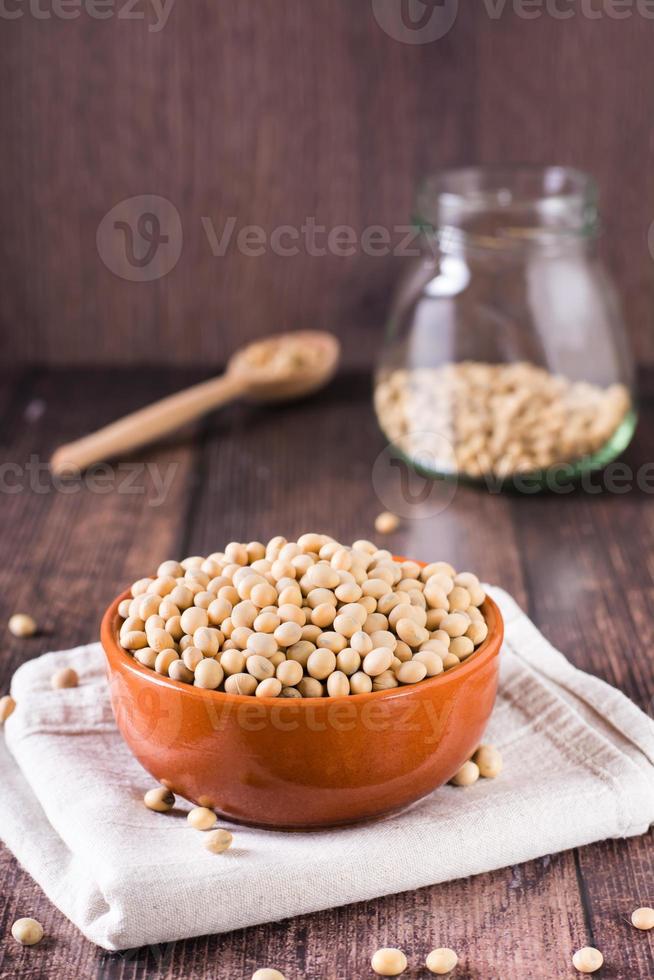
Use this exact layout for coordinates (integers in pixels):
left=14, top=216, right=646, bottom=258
left=0, top=368, right=652, bottom=980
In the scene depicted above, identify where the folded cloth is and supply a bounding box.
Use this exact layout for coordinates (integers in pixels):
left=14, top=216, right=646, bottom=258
left=1, top=588, right=653, bottom=951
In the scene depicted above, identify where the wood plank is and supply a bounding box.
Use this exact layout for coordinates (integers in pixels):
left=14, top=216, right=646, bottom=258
left=506, top=390, right=654, bottom=705
left=0, top=368, right=201, bottom=676
left=0, top=370, right=198, bottom=980
left=508, top=389, right=654, bottom=980
left=575, top=835, right=654, bottom=980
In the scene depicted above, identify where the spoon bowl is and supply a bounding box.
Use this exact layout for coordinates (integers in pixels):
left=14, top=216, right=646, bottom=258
left=231, top=330, right=341, bottom=402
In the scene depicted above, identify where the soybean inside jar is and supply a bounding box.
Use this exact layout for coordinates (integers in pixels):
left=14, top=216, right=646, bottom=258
left=374, top=166, right=636, bottom=487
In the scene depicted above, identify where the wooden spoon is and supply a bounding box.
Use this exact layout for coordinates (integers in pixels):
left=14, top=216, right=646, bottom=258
left=50, top=330, right=340, bottom=474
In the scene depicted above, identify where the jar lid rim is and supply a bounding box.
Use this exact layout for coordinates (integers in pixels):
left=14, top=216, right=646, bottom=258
left=415, top=165, right=599, bottom=245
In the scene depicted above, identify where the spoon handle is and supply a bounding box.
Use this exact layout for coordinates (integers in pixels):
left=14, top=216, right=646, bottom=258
left=50, top=371, right=247, bottom=474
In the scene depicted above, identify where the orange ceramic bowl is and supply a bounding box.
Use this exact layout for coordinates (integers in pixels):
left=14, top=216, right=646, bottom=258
left=101, top=564, right=503, bottom=829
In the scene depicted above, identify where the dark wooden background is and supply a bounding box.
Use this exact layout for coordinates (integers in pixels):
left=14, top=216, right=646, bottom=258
left=1, top=2, right=654, bottom=368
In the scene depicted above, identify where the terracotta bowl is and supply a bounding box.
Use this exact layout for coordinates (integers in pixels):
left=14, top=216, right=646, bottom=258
left=101, top=564, right=503, bottom=830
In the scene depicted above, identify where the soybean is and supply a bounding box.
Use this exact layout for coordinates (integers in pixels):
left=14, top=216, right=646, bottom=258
left=473, top=744, right=503, bottom=779
left=631, top=907, right=654, bottom=930
left=194, top=659, right=224, bottom=689
left=144, top=786, right=175, bottom=812
left=187, top=806, right=217, bottom=831
left=371, top=947, right=408, bottom=976
left=450, top=760, right=480, bottom=787
left=117, top=541, right=491, bottom=698
left=426, top=948, right=458, bottom=974
left=0, top=694, right=16, bottom=724
left=11, top=917, right=44, bottom=946
left=8, top=613, right=37, bottom=638
left=374, top=511, right=400, bottom=535
left=51, top=667, right=79, bottom=690
left=572, top=947, right=604, bottom=974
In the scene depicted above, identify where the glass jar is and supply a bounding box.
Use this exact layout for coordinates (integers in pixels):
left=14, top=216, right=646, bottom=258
left=374, top=166, right=636, bottom=488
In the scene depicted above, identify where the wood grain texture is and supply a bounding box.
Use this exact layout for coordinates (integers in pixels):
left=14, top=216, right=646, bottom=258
left=1, top=5, right=653, bottom=367
left=0, top=1, right=477, bottom=368
left=476, top=9, right=654, bottom=371
left=0, top=368, right=652, bottom=979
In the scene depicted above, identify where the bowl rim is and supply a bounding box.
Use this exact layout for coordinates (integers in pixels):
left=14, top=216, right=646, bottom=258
left=101, top=558, right=504, bottom=707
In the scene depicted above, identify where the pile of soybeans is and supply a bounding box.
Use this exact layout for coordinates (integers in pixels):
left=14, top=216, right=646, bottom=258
left=116, top=534, right=489, bottom=698
left=375, top=362, right=631, bottom=478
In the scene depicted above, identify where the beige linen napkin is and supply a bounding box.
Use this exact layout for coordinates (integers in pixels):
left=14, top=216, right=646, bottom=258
left=1, top=588, right=653, bottom=951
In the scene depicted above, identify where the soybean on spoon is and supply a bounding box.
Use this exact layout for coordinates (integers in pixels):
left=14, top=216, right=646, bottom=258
left=50, top=330, right=340, bottom=474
